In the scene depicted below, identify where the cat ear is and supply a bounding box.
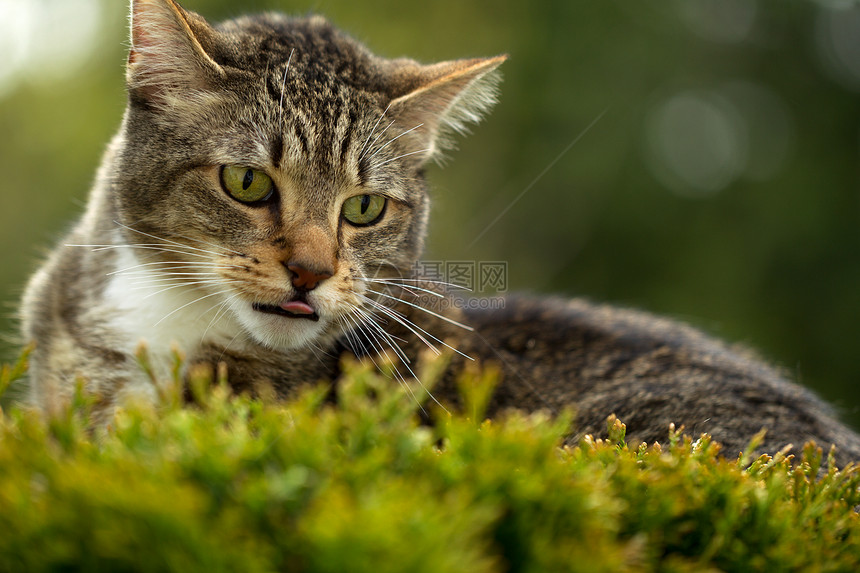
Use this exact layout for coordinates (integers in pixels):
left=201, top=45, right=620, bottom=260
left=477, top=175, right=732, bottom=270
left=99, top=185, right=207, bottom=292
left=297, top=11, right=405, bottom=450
left=386, top=55, right=507, bottom=162
left=127, top=0, right=225, bottom=102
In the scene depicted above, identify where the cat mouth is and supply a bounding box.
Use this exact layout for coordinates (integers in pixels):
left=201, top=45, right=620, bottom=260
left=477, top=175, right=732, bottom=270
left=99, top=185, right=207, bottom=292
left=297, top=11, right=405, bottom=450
left=252, top=300, right=320, bottom=322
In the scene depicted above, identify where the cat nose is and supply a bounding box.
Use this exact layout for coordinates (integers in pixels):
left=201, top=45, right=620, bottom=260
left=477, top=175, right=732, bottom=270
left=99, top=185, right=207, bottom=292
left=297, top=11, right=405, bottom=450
left=286, top=261, right=333, bottom=291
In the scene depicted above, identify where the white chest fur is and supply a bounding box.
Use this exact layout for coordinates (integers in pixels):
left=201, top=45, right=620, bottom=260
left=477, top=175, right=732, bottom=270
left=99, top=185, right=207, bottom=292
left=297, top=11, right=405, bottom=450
left=102, top=247, right=247, bottom=363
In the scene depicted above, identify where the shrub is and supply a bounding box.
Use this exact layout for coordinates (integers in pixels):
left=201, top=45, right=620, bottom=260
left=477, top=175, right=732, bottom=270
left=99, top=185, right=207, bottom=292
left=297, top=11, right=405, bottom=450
left=1, top=350, right=858, bottom=572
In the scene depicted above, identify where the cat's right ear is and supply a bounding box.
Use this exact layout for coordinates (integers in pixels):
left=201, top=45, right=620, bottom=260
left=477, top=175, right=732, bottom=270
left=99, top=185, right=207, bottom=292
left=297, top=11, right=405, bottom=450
left=385, top=55, right=507, bottom=163
left=127, top=0, right=225, bottom=104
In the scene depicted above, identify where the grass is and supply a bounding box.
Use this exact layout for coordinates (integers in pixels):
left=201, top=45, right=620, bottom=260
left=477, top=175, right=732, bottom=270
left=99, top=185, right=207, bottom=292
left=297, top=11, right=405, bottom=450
left=1, top=348, right=859, bottom=572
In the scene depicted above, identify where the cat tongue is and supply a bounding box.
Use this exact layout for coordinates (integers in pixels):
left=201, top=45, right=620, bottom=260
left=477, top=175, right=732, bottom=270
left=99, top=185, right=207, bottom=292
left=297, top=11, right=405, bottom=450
left=280, top=300, right=316, bottom=315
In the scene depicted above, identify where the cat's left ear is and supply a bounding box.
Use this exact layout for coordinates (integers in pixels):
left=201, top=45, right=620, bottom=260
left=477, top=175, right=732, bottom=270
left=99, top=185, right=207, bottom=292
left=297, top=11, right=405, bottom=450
left=127, top=0, right=225, bottom=104
left=387, top=55, right=507, bottom=162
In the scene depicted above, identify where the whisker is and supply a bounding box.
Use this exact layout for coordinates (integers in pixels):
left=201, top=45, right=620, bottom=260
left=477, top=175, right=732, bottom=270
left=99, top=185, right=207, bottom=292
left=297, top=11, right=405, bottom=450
left=365, top=288, right=474, bottom=331
left=361, top=279, right=444, bottom=299
left=201, top=294, right=241, bottom=342
left=350, top=305, right=407, bottom=345
left=369, top=148, right=432, bottom=170
left=115, top=222, right=230, bottom=258
left=121, top=276, right=226, bottom=286
left=361, top=296, right=440, bottom=357
left=366, top=123, right=424, bottom=161
left=128, top=280, right=223, bottom=294
left=362, top=294, right=474, bottom=361
left=337, top=314, right=364, bottom=357
left=154, top=288, right=236, bottom=327
left=278, top=47, right=295, bottom=127
left=138, top=280, right=242, bottom=300
left=122, top=280, right=227, bottom=290
left=361, top=120, right=395, bottom=161
left=120, top=273, right=226, bottom=285
left=342, top=315, right=408, bottom=399
left=363, top=277, right=470, bottom=291
left=157, top=233, right=245, bottom=257
left=358, top=102, right=392, bottom=160
left=218, top=329, right=244, bottom=363
left=69, top=244, right=213, bottom=261
left=109, top=261, right=227, bottom=276
left=263, top=59, right=272, bottom=124
left=311, top=338, right=337, bottom=360
left=350, top=305, right=410, bottom=361
left=345, top=305, right=399, bottom=361
left=131, top=276, right=241, bottom=287
left=120, top=271, right=223, bottom=279
left=343, top=306, right=432, bottom=413
left=308, top=332, right=339, bottom=364
left=338, top=315, right=369, bottom=358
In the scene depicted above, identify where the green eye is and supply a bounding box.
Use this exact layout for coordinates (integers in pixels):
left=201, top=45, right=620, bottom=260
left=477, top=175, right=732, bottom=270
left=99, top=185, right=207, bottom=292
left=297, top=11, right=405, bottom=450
left=342, top=194, right=386, bottom=226
left=220, top=166, right=274, bottom=203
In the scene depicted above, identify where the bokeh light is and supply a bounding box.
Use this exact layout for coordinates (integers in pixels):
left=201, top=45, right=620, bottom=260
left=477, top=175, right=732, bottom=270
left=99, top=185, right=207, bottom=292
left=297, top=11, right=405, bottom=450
left=646, top=91, right=748, bottom=197
left=679, top=0, right=758, bottom=44
left=0, top=0, right=102, bottom=96
left=815, top=2, right=860, bottom=91
left=719, top=81, right=794, bottom=182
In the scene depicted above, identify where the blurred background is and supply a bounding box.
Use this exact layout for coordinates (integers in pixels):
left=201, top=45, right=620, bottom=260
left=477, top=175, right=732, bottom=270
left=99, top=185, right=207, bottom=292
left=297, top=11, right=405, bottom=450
left=1, top=0, right=858, bottom=426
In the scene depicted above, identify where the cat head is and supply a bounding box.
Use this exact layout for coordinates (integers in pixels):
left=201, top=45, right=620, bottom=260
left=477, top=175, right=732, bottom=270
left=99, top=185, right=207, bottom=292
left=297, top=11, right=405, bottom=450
left=114, top=0, right=504, bottom=350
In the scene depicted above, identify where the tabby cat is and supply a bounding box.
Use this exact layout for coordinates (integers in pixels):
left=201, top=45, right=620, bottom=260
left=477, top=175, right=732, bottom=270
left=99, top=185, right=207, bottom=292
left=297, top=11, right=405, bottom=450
left=21, top=0, right=860, bottom=465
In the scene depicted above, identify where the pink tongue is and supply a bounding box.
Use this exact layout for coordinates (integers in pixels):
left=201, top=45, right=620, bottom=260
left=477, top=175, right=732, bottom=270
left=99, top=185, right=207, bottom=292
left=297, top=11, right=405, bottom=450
left=280, top=300, right=316, bottom=315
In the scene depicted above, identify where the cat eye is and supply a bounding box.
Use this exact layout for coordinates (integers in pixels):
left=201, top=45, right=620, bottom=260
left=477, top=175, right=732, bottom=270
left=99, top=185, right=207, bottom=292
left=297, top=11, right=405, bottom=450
left=342, top=194, right=386, bottom=226
left=220, top=166, right=274, bottom=203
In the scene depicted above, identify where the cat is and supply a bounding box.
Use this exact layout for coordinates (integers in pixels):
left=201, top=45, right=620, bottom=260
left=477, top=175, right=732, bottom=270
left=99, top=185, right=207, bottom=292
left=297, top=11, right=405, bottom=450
left=20, top=0, right=860, bottom=466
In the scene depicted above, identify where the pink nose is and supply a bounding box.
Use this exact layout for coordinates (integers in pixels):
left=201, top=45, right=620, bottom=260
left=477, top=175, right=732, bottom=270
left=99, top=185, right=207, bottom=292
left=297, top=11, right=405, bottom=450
left=287, top=262, right=333, bottom=291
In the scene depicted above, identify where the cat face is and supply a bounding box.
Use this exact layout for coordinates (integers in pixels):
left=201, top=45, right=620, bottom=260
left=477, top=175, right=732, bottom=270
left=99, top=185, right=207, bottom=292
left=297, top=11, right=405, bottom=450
left=114, top=0, right=503, bottom=350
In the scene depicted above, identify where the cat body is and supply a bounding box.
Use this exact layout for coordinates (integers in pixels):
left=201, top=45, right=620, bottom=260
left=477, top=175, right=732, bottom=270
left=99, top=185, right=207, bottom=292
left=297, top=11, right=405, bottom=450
left=21, top=0, right=860, bottom=465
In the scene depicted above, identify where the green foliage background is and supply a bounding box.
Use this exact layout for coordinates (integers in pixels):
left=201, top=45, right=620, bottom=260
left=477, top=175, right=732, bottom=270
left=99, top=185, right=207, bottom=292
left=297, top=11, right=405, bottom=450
left=1, top=0, right=859, bottom=425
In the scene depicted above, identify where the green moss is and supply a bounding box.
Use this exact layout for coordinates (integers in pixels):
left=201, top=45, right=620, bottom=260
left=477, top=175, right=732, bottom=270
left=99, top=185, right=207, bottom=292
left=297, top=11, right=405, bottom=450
left=1, top=353, right=858, bottom=572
